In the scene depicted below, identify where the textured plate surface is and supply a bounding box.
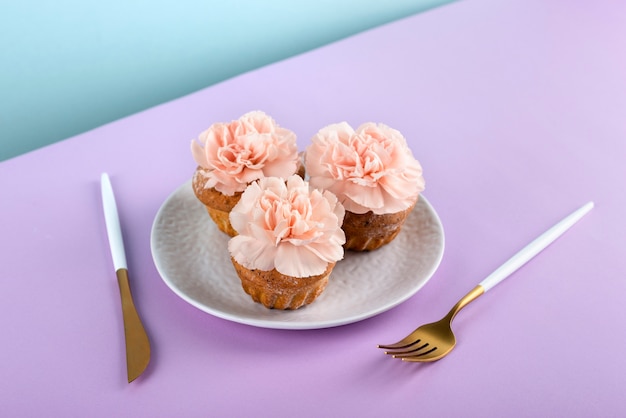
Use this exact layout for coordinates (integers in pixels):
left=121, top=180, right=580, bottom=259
left=151, top=181, right=445, bottom=329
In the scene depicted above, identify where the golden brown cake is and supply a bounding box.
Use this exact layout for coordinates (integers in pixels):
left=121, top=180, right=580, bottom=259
left=341, top=200, right=416, bottom=251
left=305, top=121, right=425, bottom=251
left=231, top=259, right=335, bottom=310
left=192, top=167, right=242, bottom=236
left=228, top=176, right=345, bottom=309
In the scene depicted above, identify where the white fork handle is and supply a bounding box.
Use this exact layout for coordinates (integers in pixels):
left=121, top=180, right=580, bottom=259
left=479, top=201, right=594, bottom=292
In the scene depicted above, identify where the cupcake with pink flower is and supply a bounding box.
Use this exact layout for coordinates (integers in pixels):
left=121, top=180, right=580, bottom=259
left=305, top=122, right=425, bottom=251
left=228, top=175, right=345, bottom=309
left=191, top=111, right=303, bottom=236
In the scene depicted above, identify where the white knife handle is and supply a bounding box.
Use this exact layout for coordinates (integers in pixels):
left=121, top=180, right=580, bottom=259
left=101, top=173, right=127, bottom=270
left=479, top=201, right=594, bottom=292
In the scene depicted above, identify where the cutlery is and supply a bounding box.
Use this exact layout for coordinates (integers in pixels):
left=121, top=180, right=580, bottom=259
left=101, top=173, right=151, bottom=382
left=379, top=201, right=594, bottom=362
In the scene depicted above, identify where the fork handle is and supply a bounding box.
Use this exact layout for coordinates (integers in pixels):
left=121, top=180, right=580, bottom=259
left=479, top=201, right=593, bottom=292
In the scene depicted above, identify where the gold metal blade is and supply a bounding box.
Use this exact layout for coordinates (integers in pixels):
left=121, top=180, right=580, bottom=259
left=116, top=268, right=151, bottom=383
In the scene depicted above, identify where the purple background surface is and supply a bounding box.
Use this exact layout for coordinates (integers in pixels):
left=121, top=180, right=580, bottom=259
left=2, top=0, right=625, bottom=416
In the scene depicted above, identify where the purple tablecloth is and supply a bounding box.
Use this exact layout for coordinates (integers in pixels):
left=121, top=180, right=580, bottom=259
left=2, top=0, right=625, bottom=416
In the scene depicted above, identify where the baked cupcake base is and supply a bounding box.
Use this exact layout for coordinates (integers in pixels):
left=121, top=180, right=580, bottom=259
left=342, top=201, right=416, bottom=251
left=231, top=258, right=335, bottom=310
left=204, top=205, right=238, bottom=236
left=192, top=168, right=242, bottom=236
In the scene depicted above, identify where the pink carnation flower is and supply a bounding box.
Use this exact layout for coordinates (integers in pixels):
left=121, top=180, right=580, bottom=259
left=191, top=111, right=299, bottom=196
left=228, top=176, right=346, bottom=277
left=305, top=122, right=425, bottom=214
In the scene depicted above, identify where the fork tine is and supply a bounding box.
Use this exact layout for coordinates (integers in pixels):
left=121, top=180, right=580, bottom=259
left=399, top=348, right=448, bottom=362
left=384, top=341, right=431, bottom=356
left=377, top=333, right=421, bottom=350
left=377, top=340, right=417, bottom=350
left=391, top=345, right=438, bottom=359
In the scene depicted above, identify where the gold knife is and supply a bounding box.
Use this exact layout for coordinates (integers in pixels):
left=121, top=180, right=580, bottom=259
left=100, top=173, right=151, bottom=383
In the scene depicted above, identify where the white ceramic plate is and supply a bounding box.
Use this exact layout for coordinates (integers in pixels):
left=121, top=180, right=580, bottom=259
left=150, top=181, right=445, bottom=330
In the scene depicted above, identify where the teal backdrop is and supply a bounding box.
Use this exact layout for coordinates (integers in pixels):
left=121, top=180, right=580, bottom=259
left=1, top=0, right=452, bottom=161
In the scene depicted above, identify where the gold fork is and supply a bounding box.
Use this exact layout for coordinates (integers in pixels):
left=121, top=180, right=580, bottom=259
left=379, top=201, right=594, bottom=362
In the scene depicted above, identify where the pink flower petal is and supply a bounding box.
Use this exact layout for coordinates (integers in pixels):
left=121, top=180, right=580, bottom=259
left=190, top=111, right=299, bottom=193
left=228, top=235, right=276, bottom=271
left=304, top=121, right=424, bottom=215
left=228, top=175, right=345, bottom=277
left=275, top=243, right=329, bottom=277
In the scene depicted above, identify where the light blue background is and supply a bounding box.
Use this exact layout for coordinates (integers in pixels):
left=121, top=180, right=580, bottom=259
left=1, top=0, right=451, bottom=161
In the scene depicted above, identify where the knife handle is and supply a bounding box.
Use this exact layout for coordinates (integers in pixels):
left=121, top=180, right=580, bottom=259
left=101, top=173, right=127, bottom=270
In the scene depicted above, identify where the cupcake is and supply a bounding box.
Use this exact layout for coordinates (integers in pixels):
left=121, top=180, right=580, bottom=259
left=228, top=175, right=345, bottom=309
left=191, top=111, right=302, bottom=236
left=305, top=122, right=425, bottom=251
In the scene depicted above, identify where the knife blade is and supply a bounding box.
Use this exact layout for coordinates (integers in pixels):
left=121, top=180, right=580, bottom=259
left=100, top=173, right=151, bottom=383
